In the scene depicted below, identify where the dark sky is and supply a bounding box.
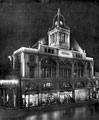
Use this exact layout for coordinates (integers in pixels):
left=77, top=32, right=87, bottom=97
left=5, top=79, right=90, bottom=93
left=0, top=0, right=99, bottom=72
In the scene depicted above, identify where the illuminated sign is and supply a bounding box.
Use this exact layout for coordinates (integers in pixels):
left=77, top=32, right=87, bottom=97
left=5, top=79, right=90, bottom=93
left=59, top=50, right=72, bottom=58
left=0, top=80, right=19, bottom=85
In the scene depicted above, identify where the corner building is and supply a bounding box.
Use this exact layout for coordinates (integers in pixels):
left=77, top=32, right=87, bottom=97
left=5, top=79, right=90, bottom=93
left=13, top=9, right=95, bottom=107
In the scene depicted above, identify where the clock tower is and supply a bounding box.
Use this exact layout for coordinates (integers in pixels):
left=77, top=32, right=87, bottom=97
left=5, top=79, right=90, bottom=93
left=48, top=8, right=70, bottom=50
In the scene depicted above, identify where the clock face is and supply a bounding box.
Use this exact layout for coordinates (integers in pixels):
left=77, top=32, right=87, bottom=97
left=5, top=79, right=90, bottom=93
left=60, top=21, right=63, bottom=25
left=55, top=21, right=58, bottom=26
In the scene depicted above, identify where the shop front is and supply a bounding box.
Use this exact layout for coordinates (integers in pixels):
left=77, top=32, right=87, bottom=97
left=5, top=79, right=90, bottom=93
left=41, top=92, right=58, bottom=105
left=75, top=89, right=88, bottom=102
left=87, top=81, right=93, bottom=99
left=0, top=79, right=19, bottom=108
left=22, top=92, right=39, bottom=107
left=74, top=82, right=88, bottom=102
left=59, top=91, right=72, bottom=103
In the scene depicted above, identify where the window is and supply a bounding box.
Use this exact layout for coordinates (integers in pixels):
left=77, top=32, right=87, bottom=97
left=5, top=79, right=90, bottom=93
left=74, top=62, right=84, bottom=78
left=76, top=53, right=82, bottom=58
left=50, top=34, right=53, bottom=44
left=41, top=58, right=56, bottom=78
left=52, top=34, right=54, bottom=43
left=51, top=67, right=56, bottom=78
left=15, top=55, right=21, bottom=77
left=74, top=69, right=77, bottom=78
left=68, top=69, right=71, bottom=78
left=41, top=67, right=46, bottom=78
left=60, top=82, right=72, bottom=89
left=45, top=48, right=47, bottom=53
left=59, top=61, right=72, bottom=78
left=29, top=66, right=35, bottom=78
left=64, top=69, right=67, bottom=78
left=46, top=68, right=51, bottom=78
left=41, top=82, right=54, bottom=90
left=61, top=33, right=65, bottom=43
left=52, top=49, right=54, bottom=54
left=59, top=68, right=64, bottom=78
left=29, top=55, right=34, bottom=62
left=48, top=49, right=51, bottom=53
left=44, top=48, right=54, bottom=54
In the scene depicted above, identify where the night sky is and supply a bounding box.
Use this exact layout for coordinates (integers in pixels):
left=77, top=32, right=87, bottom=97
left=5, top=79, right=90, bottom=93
left=0, top=0, right=99, bottom=73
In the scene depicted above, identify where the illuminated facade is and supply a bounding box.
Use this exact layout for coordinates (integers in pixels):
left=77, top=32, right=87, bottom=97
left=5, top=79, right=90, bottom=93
left=12, top=9, right=96, bottom=107
left=0, top=75, right=19, bottom=108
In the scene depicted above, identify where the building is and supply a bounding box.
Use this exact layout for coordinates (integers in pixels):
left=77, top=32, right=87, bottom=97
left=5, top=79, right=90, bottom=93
left=11, top=9, right=96, bottom=107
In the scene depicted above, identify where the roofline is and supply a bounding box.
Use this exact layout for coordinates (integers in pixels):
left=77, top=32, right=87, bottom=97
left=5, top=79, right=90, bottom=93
left=13, top=47, right=38, bottom=55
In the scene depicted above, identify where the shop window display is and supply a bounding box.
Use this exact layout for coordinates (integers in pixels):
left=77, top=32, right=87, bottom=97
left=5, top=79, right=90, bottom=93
left=25, top=94, right=38, bottom=107
left=59, top=91, right=72, bottom=103
left=42, top=93, right=57, bottom=105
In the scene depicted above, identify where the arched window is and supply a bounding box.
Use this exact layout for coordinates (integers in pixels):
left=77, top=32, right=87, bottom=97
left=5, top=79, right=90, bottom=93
left=74, top=62, right=84, bottom=78
left=41, top=82, right=55, bottom=90
left=59, top=60, right=72, bottom=78
left=74, top=82, right=85, bottom=88
left=87, top=81, right=93, bottom=88
left=60, top=82, right=72, bottom=89
left=41, top=57, right=56, bottom=78
left=25, top=82, right=39, bottom=92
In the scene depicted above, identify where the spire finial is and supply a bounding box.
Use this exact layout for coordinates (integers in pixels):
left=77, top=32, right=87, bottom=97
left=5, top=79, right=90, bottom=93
left=57, top=8, right=60, bottom=16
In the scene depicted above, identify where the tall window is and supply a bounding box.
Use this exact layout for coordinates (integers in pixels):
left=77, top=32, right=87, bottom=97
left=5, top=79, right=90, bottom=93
left=59, top=68, right=64, bottom=78
left=15, top=55, right=21, bottom=77
left=59, top=61, right=72, bottom=78
left=87, top=62, right=91, bottom=78
left=41, top=58, right=56, bottom=78
left=29, top=66, right=35, bottom=78
left=29, top=55, right=35, bottom=62
left=61, top=33, right=65, bottom=43
left=74, top=62, right=84, bottom=78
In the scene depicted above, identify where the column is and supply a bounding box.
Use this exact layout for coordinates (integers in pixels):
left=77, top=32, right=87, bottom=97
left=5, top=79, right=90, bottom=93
left=48, top=33, right=51, bottom=45
left=37, top=56, right=41, bottom=78
left=13, top=89, right=16, bottom=108
left=84, top=62, right=87, bottom=78
left=90, top=62, right=94, bottom=78
left=57, top=81, right=60, bottom=103
left=39, top=61, right=41, bottom=78
left=57, top=32, right=60, bottom=45
left=21, top=52, right=25, bottom=78
left=38, top=82, right=42, bottom=106
left=35, top=55, right=38, bottom=78
left=3, top=89, right=6, bottom=107
left=72, top=84, right=75, bottom=102
left=12, top=55, right=15, bottom=69
left=71, top=61, right=74, bottom=79
left=6, top=89, right=9, bottom=108
left=56, top=62, right=59, bottom=78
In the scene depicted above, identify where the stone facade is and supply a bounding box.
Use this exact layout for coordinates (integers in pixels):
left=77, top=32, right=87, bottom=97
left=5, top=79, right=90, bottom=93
left=11, top=9, right=97, bottom=107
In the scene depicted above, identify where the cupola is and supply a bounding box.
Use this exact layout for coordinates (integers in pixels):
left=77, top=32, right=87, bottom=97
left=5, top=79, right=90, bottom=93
left=48, top=8, right=70, bottom=50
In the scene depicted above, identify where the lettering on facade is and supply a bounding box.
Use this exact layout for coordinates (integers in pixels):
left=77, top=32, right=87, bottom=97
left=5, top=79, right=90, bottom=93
left=59, top=50, right=72, bottom=58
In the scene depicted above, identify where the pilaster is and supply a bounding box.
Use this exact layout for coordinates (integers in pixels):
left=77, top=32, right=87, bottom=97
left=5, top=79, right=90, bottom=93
left=21, top=52, right=25, bottom=78
left=71, top=61, right=74, bottom=79
left=84, top=62, right=87, bottom=78
left=38, top=82, right=42, bottom=106
left=90, top=61, right=94, bottom=78
left=56, top=62, right=59, bottom=78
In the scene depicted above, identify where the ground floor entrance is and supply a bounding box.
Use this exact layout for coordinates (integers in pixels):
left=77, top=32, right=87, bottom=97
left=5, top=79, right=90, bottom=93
left=0, top=88, right=18, bottom=108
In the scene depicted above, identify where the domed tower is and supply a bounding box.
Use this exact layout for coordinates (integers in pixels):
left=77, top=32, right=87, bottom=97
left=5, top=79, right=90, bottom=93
left=48, top=8, right=70, bottom=50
